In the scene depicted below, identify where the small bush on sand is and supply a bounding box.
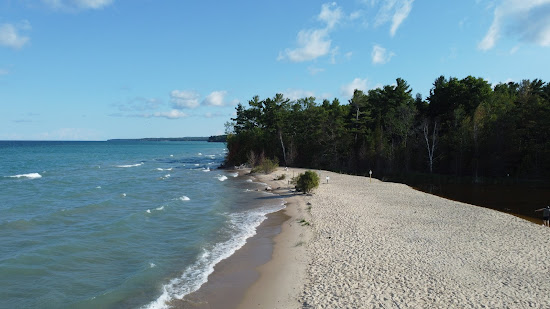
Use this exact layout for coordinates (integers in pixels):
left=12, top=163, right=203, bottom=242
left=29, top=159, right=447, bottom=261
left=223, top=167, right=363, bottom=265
left=251, top=157, right=279, bottom=174
left=276, top=174, right=286, bottom=180
left=295, top=170, right=320, bottom=193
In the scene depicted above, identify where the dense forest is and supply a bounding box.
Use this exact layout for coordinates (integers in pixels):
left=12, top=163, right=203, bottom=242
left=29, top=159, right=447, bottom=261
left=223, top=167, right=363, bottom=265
left=224, top=76, right=550, bottom=182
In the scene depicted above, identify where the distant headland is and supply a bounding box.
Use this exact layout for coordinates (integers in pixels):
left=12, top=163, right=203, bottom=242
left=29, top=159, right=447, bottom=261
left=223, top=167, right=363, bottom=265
left=107, top=135, right=227, bottom=142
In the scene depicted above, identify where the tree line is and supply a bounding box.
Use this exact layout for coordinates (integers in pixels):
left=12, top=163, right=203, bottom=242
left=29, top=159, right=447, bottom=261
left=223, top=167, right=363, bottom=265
left=224, top=76, right=550, bottom=181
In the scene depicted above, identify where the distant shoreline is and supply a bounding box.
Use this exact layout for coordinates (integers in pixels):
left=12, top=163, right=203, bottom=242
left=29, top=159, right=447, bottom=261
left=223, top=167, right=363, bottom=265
left=107, top=135, right=227, bottom=142
left=0, top=136, right=227, bottom=143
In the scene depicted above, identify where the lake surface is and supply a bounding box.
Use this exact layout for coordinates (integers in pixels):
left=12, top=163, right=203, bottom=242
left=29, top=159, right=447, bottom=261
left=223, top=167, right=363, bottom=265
left=0, top=141, right=283, bottom=309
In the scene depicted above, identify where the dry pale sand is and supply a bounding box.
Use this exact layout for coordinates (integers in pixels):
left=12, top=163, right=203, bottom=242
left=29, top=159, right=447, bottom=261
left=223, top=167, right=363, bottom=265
left=241, top=168, right=550, bottom=309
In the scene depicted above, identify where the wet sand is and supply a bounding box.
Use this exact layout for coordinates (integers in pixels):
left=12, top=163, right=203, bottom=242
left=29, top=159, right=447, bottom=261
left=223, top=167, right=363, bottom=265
left=172, top=167, right=311, bottom=309
left=171, top=211, right=289, bottom=309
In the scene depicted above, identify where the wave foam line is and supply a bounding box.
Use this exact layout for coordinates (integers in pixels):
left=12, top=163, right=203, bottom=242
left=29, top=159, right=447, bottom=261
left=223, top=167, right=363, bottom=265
left=6, top=173, right=42, bottom=179
left=142, top=201, right=286, bottom=309
left=217, top=175, right=228, bottom=182
left=116, top=162, right=143, bottom=168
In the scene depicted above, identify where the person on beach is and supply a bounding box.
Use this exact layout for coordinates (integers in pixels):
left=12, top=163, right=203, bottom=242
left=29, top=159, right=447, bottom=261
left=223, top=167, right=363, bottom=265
left=535, top=206, right=550, bottom=227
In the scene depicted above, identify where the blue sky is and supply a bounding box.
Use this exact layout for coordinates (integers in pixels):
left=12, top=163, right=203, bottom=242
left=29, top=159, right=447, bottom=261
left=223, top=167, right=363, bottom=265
left=1, top=0, right=549, bottom=140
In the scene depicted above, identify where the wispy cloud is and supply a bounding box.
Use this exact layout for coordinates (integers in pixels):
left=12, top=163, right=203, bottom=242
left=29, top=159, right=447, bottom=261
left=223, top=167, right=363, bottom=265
left=202, top=91, right=228, bottom=107
left=318, top=2, right=343, bottom=29
left=115, top=97, right=163, bottom=111
left=340, top=78, right=368, bottom=97
left=42, top=0, right=114, bottom=10
left=278, top=3, right=343, bottom=62
left=119, top=109, right=188, bottom=119
left=479, top=0, right=550, bottom=50
left=150, top=110, right=188, bottom=119
left=170, top=90, right=200, bottom=109
left=308, top=66, right=325, bottom=75
left=0, top=68, right=8, bottom=75
left=372, top=0, right=414, bottom=37
left=0, top=22, right=31, bottom=49
left=349, top=10, right=363, bottom=20
left=371, top=44, right=395, bottom=64
left=36, top=127, right=100, bottom=140
left=282, top=89, right=316, bottom=101
left=204, top=111, right=226, bottom=118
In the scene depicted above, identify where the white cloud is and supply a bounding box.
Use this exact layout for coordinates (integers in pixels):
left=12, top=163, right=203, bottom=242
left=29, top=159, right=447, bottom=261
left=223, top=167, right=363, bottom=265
left=318, top=2, right=343, bottom=29
left=373, top=0, right=414, bottom=37
left=340, top=78, right=368, bottom=97
left=170, top=90, right=200, bottom=109
left=371, top=44, right=395, bottom=64
left=479, top=0, right=550, bottom=50
left=478, top=11, right=501, bottom=50
left=279, top=3, right=343, bottom=62
left=390, top=0, right=413, bottom=36
left=0, top=69, right=8, bottom=75
left=0, top=23, right=30, bottom=49
left=202, top=91, right=228, bottom=107
left=283, top=89, right=316, bottom=101
left=152, top=110, right=188, bottom=119
left=279, top=28, right=332, bottom=62
left=42, top=0, right=114, bottom=10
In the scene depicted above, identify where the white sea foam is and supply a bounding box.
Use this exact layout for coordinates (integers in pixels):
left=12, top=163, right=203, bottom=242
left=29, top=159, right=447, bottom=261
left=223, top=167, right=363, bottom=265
left=198, top=153, right=202, bottom=156
left=164, top=174, right=170, bottom=178
left=217, top=175, right=228, bottom=182
left=228, top=172, right=238, bottom=177
left=142, top=201, right=286, bottom=309
left=150, top=263, right=156, bottom=268
left=96, top=186, right=101, bottom=189
left=122, top=193, right=126, bottom=197
left=246, top=179, right=253, bottom=183
left=156, top=168, right=173, bottom=171
left=7, top=173, right=42, bottom=179
left=170, top=154, right=174, bottom=157
left=194, top=164, right=200, bottom=166
left=116, top=163, right=143, bottom=168
left=156, top=206, right=165, bottom=211
left=202, top=168, right=210, bottom=172
left=206, top=155, right=216, bottom=159
left=146, top=209, right=151, bottom=214
left=179, top=196, right=190, bottom=201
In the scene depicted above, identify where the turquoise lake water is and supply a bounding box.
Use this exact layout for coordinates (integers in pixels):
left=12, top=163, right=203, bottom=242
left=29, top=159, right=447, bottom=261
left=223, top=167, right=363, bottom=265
left=0, top=141, right=283, bottom=309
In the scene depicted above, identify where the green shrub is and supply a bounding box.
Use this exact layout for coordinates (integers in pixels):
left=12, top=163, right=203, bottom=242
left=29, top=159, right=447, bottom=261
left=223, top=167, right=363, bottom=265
left=276, top=174, right=286, bottom=180
left=251, top=157, right=279, bottom=174
left=295, top=170, right=320, bottom=193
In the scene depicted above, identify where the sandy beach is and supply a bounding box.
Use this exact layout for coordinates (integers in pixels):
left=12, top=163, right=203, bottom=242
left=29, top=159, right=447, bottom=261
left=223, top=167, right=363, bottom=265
left=238, top=167, right=550, bottom=308
left=184, top=167, right=550, bottom=308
